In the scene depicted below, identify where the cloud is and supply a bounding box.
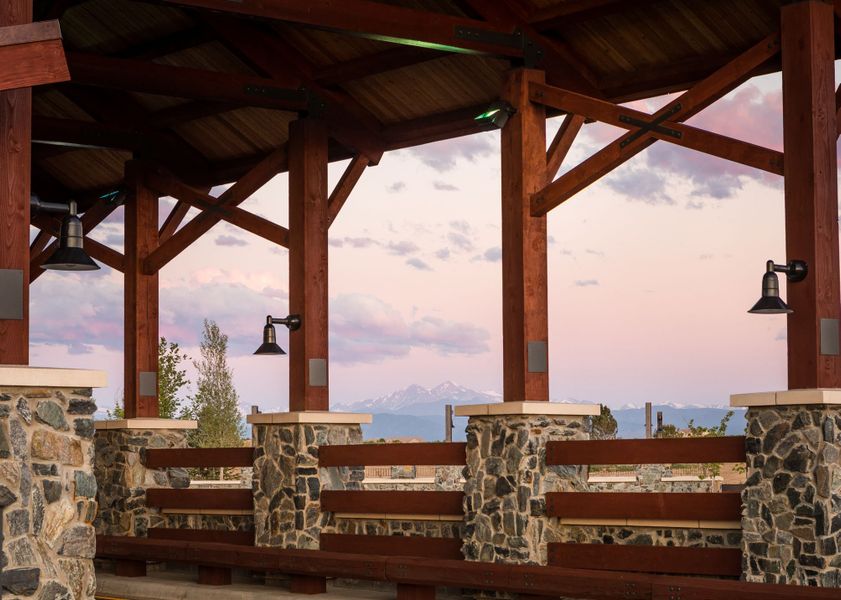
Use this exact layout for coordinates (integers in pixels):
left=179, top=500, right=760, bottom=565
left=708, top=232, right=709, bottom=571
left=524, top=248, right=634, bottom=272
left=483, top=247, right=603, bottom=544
left=406, top=257, right=432, bottom=271
left=215, top=235, right=248, bottom=247
left=435, top=248, right=451, bottom=261
left=474, top=246, right=501, bottom=263
left=346, top=237, right=379, bottom=249
left=434, top=181, right=459, bottom=191
left=450, top=220, right=471, bottom=234
left=585, top=249, right=604, bottom=257
left=387, top=181, right=406, bottom=193
left=575, top=279, right=599, bottom=287
left=386, top=240, right=419, bottom=256
left=408, top=134, right=495, bottom=172
left=447, top=232, right=473, bottom=252
left=604, top=168, right=673, bottom=205
left=685, top=200, right=705, bottom=210
left=331, top=294, right=490, bottom=365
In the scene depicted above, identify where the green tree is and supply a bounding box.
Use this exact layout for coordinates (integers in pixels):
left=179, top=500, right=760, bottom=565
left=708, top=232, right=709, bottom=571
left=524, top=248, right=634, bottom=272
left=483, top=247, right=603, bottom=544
left=158, top=337, right=190, bottom=419
left=183, top=320, right=245, bottom=455
left=591, top=405, right=618, bottom=439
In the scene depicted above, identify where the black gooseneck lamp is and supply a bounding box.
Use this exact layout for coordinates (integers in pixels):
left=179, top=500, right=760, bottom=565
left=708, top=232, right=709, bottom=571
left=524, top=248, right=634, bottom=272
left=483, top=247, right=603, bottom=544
left=254, top=314, right=301, bottom=355
left=31, top=196, right=100, bottom=271
left=748, top=259, right=808, bottom=315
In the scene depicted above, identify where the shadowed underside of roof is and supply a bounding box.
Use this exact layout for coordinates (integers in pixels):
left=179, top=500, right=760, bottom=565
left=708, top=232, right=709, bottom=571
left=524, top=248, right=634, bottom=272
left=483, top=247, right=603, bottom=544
left=30, top=0, right=796, bottom=206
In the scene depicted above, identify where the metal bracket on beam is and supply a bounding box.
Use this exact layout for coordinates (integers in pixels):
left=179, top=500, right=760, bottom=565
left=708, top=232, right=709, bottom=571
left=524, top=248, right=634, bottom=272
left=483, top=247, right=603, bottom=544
left=619, top=102, right=683, bottom=148
left=453, top=26, right=542, bottom=66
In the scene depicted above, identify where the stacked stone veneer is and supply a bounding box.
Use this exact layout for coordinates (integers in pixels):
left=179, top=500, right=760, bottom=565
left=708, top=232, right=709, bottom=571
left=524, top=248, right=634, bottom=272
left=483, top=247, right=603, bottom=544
left=0, top=387, right=98, bottom=599
left=94, top=428, right=190, bottom=537
left=742, top=406, right=841, bottom=586
left=253, top=422, right=362, bottom=549
left=462, top=414, right=589, bottom=564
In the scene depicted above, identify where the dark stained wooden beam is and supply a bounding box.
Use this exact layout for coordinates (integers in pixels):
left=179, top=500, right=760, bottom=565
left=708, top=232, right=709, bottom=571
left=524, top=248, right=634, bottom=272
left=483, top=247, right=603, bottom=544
left=313, top=46, right=442, bottom=87
left=158, top=0, right=525, bottom=58
left=319, top=442, right=467, bottom=467
left=531, top=82, right=784, bottom=176
left=327, top=155, right=369, bottom=227
left=124, top=161, right=160, bottom=418
left=320, top=491, right=464, bottom=515
left=382, top=105, right=495, bottom=150
left=0, top=21, right=69, bottom=92
left=288, top=118, right=329, bottom=412
left=0, top=0, right=32, bottom=365
left=546, top=113, right=584, bottom=182
left=546, top=492, right=742, bottom=521
left=144, top=145, right=288, bottom=273
left=531, top=32, right=782, bottom=216
left=781, top=1, right=841, bottom=388
left=321, top=534, right=463, bottom=560
left=148, top=528, right=254, bottom=546
left=158, top=201, right=190, bottom=243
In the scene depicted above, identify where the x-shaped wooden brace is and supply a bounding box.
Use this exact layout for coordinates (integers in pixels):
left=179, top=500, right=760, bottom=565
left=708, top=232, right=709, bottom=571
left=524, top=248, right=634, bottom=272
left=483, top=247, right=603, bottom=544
left=530, top=33, right=783, bottom=216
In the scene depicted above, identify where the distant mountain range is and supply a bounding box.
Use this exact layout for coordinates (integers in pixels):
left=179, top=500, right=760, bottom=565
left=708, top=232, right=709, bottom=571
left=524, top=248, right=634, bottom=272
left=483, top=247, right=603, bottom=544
left=334, top=382, right=746, bottom=442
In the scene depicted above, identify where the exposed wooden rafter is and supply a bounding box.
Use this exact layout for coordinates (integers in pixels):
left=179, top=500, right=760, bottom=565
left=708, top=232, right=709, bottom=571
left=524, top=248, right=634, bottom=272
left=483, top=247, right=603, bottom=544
left=328, top=155, right=370, bottom=227
left=546, top=113, right=584, bottom=182
left=531, top=32, right=782, bottom=216
left=159, top=201, right=191, bottom=243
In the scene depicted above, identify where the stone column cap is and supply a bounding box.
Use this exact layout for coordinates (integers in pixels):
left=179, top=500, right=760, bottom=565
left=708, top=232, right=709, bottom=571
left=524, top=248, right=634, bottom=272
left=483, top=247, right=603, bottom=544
left=246, top=411, right=372, bottom=425
left=454, top=401, right=600, bottom=417
left=731, top=388, right=841, bottom=407
left=0, top=365, right=107, bottom=388
left=94, top=418, right=198, bottom=430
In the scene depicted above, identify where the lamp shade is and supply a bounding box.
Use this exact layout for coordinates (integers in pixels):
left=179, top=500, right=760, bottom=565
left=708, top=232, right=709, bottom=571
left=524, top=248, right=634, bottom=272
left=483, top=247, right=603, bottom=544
left=41, top=214, right=100, bottom=271
left=254, top=323, right=286, bottom=355
left=748, top=270, right=792, bottom=314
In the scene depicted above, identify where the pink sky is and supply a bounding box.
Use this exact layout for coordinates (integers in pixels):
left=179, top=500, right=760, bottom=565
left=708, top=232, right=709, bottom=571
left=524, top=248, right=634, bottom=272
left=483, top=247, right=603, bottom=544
left=29, top=70, right=824, bottom=416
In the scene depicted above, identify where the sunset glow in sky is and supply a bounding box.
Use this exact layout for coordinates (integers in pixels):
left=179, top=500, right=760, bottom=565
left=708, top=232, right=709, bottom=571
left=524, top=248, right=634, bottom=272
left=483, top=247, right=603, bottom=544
left=30, top=68, right=825, bottom=416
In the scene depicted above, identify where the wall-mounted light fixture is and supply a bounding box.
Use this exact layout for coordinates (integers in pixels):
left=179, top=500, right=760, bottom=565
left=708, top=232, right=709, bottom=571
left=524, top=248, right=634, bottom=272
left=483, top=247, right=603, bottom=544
left=254, top=314, right=301, bottom=355
left=474, top=100, right=516, bottom=129
left=748, top=259, right=808, bottom=314
left=31, top=196, right=100, bottom=271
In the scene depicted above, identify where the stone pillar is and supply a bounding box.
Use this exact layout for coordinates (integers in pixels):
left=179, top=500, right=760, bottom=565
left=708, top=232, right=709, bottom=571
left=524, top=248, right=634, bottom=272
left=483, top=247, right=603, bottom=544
left=93, top=419, right=196, bottom=537
left=733, top=390, right=841, bottom=587
left=458, top=402, right=598, bottom=565
left=0, top=366, right=106, bottom=599
left=248, top=412, right=370, bottom=549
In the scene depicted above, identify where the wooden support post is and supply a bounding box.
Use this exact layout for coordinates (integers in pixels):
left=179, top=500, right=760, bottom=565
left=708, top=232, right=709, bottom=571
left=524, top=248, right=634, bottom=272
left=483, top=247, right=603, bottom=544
left=781, top=0, right=841, bottom=388
left=396, top=584, right=436, bottom=599
left=289, top=574, right=327, bottom=594
left=124, top=161, right=160, bottom=418
left=288, top=119, right=329, bottom=412
left=197, top=565, right=232, bottom=586
left=0, top=0, right=32, bottom=365
left=114, top=559, right=147, bottom=577
left=501, top=69, right=549, bottom=402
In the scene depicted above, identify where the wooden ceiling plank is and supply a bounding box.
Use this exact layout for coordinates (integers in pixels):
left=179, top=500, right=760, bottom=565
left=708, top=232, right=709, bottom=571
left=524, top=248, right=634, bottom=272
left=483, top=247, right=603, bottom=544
left=528, top=0, right=663, bottom=30
left=531, top=81, right=784, bottom=176
left=313, top=46, right=442, bottom=87
left=143, top=144, right=288, bottom=273
left=531, top=31, right=782, bottom=216
left=328, top=155, right=369, bottom=227
left=546, top=113, right=585, bottom=182
left=156, top=0, right=524, bottom=58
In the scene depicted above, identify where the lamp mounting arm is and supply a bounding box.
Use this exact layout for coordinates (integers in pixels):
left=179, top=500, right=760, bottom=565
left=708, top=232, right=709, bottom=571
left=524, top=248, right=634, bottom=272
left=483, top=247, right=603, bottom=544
left=31, top=195, right=77, bottom=216
left=768, top=259, right=808, bottom=283
left=268, top=314, right=301, bottom=331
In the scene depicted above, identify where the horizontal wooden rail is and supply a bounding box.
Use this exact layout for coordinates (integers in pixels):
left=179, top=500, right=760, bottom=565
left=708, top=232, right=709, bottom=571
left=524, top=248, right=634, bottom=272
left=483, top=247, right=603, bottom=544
left=96, top=536, right=841, bottom=599
left=145, top=489, right=253, bottom=511
left=319, top=442, right=467, bottom=467
left=548, top=543, right=742, bottom=577
left=148, top=528, right=254, bottom=546
left=320, top=534, right=463, bottom=560
left=320, top=491, right=463, bottom=516
left=546, top=437, right=746, bottom=466
left=546, top=492, right=742, bottom=521
left=144, top=447, right=254, bottom=468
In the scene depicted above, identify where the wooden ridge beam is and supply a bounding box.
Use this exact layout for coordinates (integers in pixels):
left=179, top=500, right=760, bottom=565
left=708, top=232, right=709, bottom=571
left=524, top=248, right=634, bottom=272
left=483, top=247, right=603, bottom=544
left=145, top=168, right=290, bottom=248
left=158, top=0, right=524, bottom=58
left=0, top=20, right=69, bottom=92
left=328, top=156, right=369, bottom=227
left=546, top=113, right=584, bottom=182
left=144, top=145, right=288, bottom=273
left=67, top=51, right=311, bottom=112
left=531, top=82, right=784, bottom=176
left=531, top=32, right=782, bottom=216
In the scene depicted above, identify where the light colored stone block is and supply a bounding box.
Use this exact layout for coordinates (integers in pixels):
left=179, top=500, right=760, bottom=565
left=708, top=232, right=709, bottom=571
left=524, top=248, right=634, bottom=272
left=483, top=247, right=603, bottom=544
left=558, top=518, right=628, bottom=527
left=94, top=418, right=198, bottom=430
left=626, top=519, right=699, bottom=529
left=730, top=391, right=776, bottom=407
left=776, top=388, right=841, bottom=405
left=698, top=520, right=741, bottom=530
left=0, top=365, right=107, bottom=388
left=455, top=401, right=600, bottom=417
left=246, top=411, right=372, bottom=425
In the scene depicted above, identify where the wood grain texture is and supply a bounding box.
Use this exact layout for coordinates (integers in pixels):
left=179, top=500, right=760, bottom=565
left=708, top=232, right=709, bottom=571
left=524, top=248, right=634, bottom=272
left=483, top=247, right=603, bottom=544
left=548, top=543, right=742, bottom=577
left=327, top=155, right=369, bottom=227
left=288, top=119, right=329, bottom=412
left=545, top=492, right=742, bottom=521
left=124, top=161, right=159, bottom=418
left=546, top=113, right=584, bottom=182
left=781, top=0, right=841, bottom=388
left=318, top=442, right=467, bottom=467
left=145, top=489, right=253, bottom=511
left=320, top=491, right=464, bottom=516
left=501, top=69, right=548, bottom=402
left=144, top=447, right=254, bottom=468
left=546, top=437, right=746, bottom=466
left=0, top=38, right=68, bottom=92
left=0, top=0, right=32, bottom=366
left=148, top=527, right=254, bottom=546
left=320, top=534, right=463, bottom=560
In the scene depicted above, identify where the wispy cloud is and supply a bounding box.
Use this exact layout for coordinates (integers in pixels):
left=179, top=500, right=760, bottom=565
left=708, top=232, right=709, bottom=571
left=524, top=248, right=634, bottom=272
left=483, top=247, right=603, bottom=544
left=473, top=246, right=501, bottom=263
left=387, top=240, right=419, bottom=256
left=215, top=235, right=248, bottom=247
left=575, top=279, right=599, bottom=287
left=387, top=181, right=406, bottom=193
left=434, top=248, right=451, bottom=261
left=408, top=135, right=495, bottom=172
left=434, top=181, right=459, bottom=191
left=406, top=257, right=432, bottom=271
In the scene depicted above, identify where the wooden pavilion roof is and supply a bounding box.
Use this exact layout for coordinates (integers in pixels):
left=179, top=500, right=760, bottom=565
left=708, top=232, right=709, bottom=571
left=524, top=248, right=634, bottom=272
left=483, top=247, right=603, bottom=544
left=31, top=0, right=796, bottom=207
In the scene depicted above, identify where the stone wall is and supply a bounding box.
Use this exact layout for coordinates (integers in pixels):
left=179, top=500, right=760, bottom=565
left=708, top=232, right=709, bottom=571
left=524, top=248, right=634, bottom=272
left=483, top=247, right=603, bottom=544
left=553, top=524, right=741, bottom=550
left=253, top=422, right=362, bottom=549
left=462, top=414, right=590, bottom=565
left=0, top=386, right=98, bottom=599
left=742, top=406, right=841, bottom=586
left=329, top=518, right=463, bottom=539
left=94, top=428, right=189, bottom=537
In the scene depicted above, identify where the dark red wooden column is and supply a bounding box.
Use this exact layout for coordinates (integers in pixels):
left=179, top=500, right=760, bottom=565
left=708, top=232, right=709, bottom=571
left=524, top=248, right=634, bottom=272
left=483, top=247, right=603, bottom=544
left=124, top=161, right=160, bottom=418
left=781, top=0, right=841, bottom=389
left=0, top=0, right=32, bottom=365
left=288, top=118, right=329, bottom=411
left=501, top=68, right=549, bottom=402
